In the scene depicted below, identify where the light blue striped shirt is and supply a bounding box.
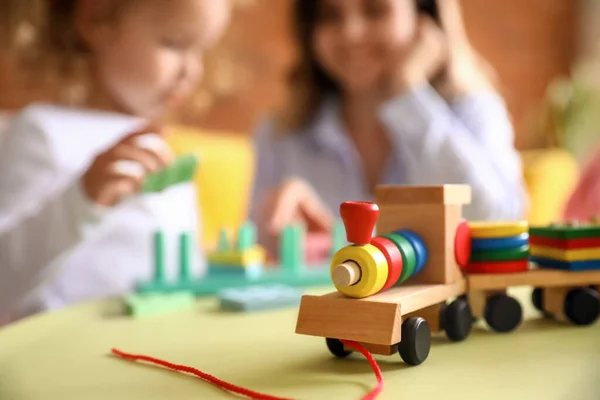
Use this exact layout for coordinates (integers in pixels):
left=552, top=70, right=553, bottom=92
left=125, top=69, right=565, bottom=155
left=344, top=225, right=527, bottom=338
left=249, top=84, right=528, bottom=224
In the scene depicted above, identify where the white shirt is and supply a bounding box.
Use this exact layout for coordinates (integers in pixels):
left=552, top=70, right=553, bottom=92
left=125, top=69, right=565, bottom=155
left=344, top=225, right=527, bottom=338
left=250, top=85, right=529, bottom=224
left=0, top=103, right=204, bottom=322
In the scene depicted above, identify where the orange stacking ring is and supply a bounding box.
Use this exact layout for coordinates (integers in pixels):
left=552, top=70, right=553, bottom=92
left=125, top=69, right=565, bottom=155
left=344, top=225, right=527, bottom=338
left=370, top=236, right=403, bottom=291
left=330, top=244, right=388, bottom=298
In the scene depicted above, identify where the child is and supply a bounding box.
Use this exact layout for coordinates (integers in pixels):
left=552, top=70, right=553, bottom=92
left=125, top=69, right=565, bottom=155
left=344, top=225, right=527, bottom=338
left=0, top=0, right=230, bottom=322
left=250, top=0, right=528, bottom=253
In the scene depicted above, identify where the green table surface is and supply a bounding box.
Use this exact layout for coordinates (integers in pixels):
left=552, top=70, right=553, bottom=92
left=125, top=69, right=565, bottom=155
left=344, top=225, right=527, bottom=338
left=0, top=286, right=599, bottom=400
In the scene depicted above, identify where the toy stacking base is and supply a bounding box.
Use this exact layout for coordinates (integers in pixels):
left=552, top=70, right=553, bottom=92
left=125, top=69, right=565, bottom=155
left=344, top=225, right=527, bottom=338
left=137, top=266, right=331, bottom=296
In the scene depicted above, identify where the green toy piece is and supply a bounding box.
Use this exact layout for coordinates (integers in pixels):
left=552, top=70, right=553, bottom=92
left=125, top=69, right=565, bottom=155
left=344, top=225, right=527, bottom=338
left=179, top=232, right=192, bottom=281
left=153, top=231, right=166, bottom=283
left=142, top=153, right=199, bottom=193
left=124, top=292, right=196, bottom=318
left=217, top=228, right=230, bottom=251
left=281, top=224, right=304, bottom=274
left=237, top=222, right=256, bottom=251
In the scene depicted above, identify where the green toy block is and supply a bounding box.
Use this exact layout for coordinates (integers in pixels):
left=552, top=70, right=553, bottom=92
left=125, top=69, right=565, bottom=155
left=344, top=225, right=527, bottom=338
left=530, top=223, right=600, bottom=240
left=237, top=222, right=257, bottom=251
left=217, top=229, right=230, bottom=251
left=124, top=292, right=196, bottom=317
left=153, top=231, right=166, bottom=283
left=281, top=224, right=305, bottom=274
left=142, top=154, right=199, bottom=193
left=179, top=232, right=192, bottom=280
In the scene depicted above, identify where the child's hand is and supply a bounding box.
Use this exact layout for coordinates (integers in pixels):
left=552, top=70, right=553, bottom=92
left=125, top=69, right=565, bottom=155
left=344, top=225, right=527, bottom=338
left=258, top=178, right=335, bottom=253
left=82, top=127, right=174, bottom=207
left=382, top=15, right=447, bottom=98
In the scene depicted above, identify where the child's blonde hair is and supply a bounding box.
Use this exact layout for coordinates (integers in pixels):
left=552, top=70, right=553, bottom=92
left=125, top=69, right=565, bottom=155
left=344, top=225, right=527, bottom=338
left=1, top=0, right=132, bottom=102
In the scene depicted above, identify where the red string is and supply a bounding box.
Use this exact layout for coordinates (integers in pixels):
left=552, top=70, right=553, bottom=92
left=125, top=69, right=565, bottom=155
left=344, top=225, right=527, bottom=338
left=110, top=339, right=384, bottom=400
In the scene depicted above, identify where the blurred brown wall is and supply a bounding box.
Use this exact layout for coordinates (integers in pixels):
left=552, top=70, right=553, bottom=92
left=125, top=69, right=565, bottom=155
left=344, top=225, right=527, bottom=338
left=0, top=0, right=577, bottom=149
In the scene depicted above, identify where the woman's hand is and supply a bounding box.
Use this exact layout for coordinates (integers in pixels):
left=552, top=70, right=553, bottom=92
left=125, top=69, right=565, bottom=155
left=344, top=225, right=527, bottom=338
left=432, top=0, right=496, bottom=98
left=258, top=178, right=335, bottom=256
left=81, top=126, right=174, bottom=207
left=381, top=15, right=447, bottom=99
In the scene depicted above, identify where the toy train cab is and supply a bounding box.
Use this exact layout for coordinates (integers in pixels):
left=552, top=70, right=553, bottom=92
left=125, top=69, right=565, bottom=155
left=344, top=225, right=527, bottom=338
left=295, top=185, right=600, bottom=366
left=295, top=185, right=474, bottom=365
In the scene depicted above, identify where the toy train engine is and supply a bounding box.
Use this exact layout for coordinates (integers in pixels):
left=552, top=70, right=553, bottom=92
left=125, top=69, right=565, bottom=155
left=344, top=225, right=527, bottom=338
left=296, top=185, right=474, bottom=367
left=330, top=200, right=470, bottom=298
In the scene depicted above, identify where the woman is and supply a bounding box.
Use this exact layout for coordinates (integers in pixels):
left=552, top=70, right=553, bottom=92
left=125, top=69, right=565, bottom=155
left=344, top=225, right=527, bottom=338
left=249, top=0, right=528, bottom=255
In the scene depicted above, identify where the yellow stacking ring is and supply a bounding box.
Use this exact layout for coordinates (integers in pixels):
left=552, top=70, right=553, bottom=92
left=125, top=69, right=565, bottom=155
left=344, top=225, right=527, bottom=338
left=330, top=244, right=388, bottom=299
left=469, top=221, right=528, bottom=239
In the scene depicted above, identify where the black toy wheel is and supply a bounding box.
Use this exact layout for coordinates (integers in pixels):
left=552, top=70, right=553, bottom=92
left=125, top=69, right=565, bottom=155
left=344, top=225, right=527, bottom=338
left=325, top=338, right=352, bottom=358
left=442, top=297, right=473, bottom=342
left=399, top=317, right=431, bottom=366
left=532, top=287, right=544, bottom=312
left=484, top=294, right=523, bottom=333
left=564, top=287, right=600, bottom=326
left=532, top=287, right=554, bottom=317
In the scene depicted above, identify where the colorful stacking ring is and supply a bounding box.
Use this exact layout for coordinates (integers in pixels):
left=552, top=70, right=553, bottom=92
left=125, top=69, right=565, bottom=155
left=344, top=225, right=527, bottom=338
left=381, top=233, right=417, bottom=284
left=330, top=244, right=388, bottom=298
left=370, top=236, right=404, bottom=291
left=394, top=229, right=428, bottom=275
left=471, top=233, right=529, bottom=251
left=469, top=221, right=528, bottom=239
left=467, top=259, right=529, bottom=274
left=469, top=245, right=529, bottom=263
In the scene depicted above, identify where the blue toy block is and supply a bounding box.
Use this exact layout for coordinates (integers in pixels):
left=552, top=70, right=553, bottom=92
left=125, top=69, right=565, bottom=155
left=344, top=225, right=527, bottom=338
left=530, top=256, right=600, bottom=271
left=472, top=233, right=529, bottom=251
left=208, top=263, right=263, bottom=279
left=218, top=284, right=303, bottom=312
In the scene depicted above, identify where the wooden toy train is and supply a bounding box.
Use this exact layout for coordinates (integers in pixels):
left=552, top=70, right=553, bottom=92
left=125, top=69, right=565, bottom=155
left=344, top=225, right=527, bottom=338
left=295, top=185, right=600, bottom=366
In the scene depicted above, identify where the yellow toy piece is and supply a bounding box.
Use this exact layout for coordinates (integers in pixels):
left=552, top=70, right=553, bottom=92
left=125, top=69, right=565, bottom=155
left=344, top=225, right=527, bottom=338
left=330, top=244, right=388, bottom=299
left=530, top=246, right=600, bottom=262
left=469, top=221, right=529, bottom=239
left=207, top=245, right=266, bottom=267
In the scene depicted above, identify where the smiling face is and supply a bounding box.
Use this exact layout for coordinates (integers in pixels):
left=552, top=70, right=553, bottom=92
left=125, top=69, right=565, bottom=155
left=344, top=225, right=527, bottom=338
left=84, top=0, right=230, bottom=119
left=312, top=0, right=417, bottom=94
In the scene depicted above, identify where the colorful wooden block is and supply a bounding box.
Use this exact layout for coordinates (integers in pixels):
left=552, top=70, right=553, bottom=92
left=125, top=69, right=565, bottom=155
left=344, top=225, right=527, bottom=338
left=530, top=246, right=600, bottom=262
left=529, top=224, right=600, bottom=240
left=218, top=284, right=303, bottom=312
left=529, top=235, right=600, bottom=249
left=530, top=256, right=600, bottom=271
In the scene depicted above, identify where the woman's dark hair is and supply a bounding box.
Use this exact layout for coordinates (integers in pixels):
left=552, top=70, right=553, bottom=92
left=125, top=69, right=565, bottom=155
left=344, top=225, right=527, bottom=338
left=275, top=0, right=341, bottom=133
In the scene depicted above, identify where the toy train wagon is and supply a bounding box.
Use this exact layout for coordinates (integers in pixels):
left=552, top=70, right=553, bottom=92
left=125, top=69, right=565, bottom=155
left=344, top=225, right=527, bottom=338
left=295, top=185, right=600, bottom=366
